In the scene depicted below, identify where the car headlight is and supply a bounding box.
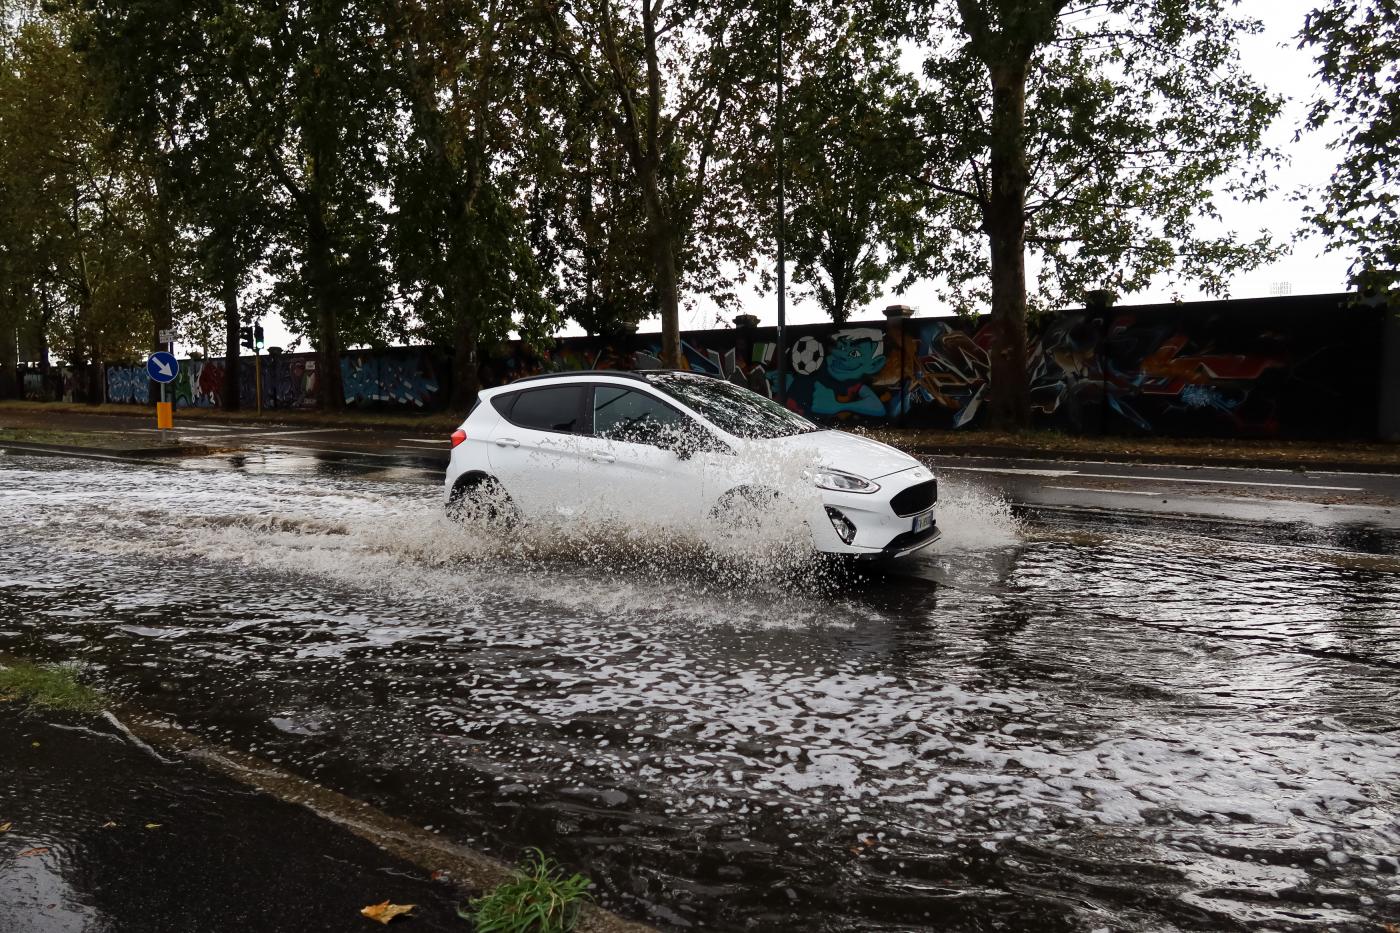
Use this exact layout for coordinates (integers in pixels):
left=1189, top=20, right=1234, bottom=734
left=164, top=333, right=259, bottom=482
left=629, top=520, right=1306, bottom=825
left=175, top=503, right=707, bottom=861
left=813, top=468, right=879, bottom=494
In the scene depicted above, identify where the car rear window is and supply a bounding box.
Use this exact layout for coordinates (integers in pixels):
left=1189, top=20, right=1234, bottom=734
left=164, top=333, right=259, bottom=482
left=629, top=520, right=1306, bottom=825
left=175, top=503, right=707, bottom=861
left=498, top=385, right=584, bottom=433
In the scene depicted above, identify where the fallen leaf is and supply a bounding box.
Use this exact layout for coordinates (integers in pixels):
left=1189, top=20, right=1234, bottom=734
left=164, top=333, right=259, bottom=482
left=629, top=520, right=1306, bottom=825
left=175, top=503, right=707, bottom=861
left=100, top=821, right=117, bottom=829
left=144, top=823, right=161, bottom=830
left=0, top=822, right=11, bottom=833
left=17, top=847, right=50, bottom=858
left=361, top=901, right=415, bottom=924
left=429, top=869, right=448, bottom=882
left=30, top=741, right=39, bottom=748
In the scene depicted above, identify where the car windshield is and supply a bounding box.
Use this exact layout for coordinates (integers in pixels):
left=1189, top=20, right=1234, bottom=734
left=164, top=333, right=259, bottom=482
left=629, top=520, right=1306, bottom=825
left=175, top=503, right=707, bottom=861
left=644, top=372, right=819, bottom=440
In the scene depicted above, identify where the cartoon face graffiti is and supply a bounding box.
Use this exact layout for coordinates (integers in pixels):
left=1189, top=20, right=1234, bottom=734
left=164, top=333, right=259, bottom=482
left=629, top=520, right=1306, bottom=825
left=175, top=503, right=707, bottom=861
left=783, top=327, right=891, bottom=418
left=825, top=330, right=886, bottom=381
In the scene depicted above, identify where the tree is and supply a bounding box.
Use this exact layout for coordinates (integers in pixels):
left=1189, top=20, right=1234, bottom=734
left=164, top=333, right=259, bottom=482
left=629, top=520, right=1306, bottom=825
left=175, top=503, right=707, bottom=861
left=83, top=0, right=276, bottom=411
left=783, top=27, right=925, bottom=323
left=228, top=0, right=395, bottom=410
left=378, top=0, right=559, bottom=409
left=534, top=78, right=654, bottom=338
left=0, top=11, right=158, bottom=401
left=538, top=0, right=767, bottom=367
left=905, top=0, right=1282, bottom=429
left=1300, top=0, right=1399, bottom=293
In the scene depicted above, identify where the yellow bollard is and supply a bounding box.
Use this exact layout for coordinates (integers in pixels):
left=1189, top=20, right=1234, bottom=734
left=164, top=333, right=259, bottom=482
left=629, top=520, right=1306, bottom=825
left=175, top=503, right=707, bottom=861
left=156, top=401, right=173, bottom=430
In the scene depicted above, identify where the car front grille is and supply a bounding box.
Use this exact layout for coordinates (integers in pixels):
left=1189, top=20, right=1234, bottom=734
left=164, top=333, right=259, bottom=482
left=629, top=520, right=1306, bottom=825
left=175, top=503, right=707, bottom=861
left=890, top=479, right=938, bottom=517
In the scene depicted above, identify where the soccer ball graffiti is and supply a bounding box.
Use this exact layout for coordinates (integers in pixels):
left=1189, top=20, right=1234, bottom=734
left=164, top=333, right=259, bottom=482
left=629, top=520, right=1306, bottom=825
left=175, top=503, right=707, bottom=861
left=790, top=336, right=825, bottom=375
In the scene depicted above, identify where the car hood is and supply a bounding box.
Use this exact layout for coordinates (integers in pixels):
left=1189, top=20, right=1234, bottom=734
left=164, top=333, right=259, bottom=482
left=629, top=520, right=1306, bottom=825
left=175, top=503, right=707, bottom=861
left=761, top=429, right=921, bottom=480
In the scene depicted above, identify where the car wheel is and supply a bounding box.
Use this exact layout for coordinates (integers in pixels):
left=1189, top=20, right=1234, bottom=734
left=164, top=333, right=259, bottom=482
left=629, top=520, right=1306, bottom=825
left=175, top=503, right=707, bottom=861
left=709, top=486, right=780, bottom=538
left=447, top=475, right=519, bottom=529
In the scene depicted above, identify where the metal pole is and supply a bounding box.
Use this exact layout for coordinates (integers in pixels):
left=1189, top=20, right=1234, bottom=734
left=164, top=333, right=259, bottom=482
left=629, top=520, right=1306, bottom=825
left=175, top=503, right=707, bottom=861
left=775, top=0, right=787, bottom=404
left=254, top=349, right=263, bottom=417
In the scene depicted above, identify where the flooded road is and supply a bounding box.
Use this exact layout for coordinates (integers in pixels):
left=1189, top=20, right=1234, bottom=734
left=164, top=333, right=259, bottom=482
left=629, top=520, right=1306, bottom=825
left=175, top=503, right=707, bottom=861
left=2, top=452, right=1398, bottom=931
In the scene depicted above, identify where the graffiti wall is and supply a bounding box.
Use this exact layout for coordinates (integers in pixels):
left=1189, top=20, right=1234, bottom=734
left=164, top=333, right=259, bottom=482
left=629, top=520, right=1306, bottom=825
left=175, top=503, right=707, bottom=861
left=487, top=293, right=1385, bottom=440
left=106, top=366, right=150, bottom=405
left=95, top=293, right=1389, bottom=439
left=341, top=349, right=441, bottom=408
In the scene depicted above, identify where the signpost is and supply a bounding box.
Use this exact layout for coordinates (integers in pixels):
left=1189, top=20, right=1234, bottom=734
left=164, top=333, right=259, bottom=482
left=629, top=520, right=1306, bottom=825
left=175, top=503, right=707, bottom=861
left=147, top=349, right=179, bottom=439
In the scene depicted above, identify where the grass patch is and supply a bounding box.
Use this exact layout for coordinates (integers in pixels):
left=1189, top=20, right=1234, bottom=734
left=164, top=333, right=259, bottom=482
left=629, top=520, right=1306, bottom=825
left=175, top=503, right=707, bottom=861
left=0, top=661, right=105, bottom=713
left=463, top=849, right=592, bottom=933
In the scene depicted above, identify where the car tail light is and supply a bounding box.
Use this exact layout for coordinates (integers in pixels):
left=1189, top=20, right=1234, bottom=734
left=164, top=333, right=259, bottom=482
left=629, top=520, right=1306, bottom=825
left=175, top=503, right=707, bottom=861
left=450, top=429, right=466, bottom=448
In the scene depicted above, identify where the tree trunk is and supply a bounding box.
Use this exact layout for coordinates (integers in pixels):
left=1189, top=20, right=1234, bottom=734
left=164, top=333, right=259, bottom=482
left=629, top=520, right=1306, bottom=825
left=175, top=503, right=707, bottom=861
left=85, top=357, right=102, bottom=405
left=984, top=63, right=1031, bottom=431
left=307, top=220, right=343, bottom=411
left=221, top=272, right=241, bottom=411
left=641, top=163, right=681, bottom=368
left=450, top=314, right=481, bottom=411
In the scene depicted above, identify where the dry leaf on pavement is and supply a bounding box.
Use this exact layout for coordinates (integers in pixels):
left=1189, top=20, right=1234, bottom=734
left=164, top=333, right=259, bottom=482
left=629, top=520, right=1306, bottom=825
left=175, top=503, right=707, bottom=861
left=360, top=901, right=415, bottom=924
left=0, top=822, right=11, bottom=833
left=17, top=847, right=50, bottom=858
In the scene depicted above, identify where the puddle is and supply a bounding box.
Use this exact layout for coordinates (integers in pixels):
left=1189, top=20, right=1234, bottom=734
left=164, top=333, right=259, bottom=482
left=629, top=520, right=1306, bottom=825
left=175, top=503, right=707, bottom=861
left=2, top=455, right=1399, bottom=931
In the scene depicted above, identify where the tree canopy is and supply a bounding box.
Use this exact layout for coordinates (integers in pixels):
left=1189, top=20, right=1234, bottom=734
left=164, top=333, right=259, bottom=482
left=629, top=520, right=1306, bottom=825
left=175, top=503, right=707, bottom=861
left=0, top=0, right=1374, bottom=422
left=1300, top=0, right=1399, bottom=293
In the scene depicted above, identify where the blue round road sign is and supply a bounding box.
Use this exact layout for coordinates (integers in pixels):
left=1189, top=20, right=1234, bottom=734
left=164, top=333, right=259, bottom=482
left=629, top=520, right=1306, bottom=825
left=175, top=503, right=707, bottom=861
left=147, top=351, right=179, bottom=384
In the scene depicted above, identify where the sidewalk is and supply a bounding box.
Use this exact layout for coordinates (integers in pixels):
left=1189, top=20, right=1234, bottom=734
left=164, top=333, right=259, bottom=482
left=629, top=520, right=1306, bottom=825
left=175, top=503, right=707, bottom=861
left=0, top=669, right=651, bottom=933
left=2, top=399, right=1396, bottom=472
left=1, top=706, right=469, bottom=932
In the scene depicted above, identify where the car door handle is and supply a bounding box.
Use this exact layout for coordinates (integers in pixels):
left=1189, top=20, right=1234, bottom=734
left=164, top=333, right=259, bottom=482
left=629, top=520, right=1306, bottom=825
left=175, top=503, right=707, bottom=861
left=590, top=453, right=615, bottom=464
left=495, top=437, right=521, bottom=448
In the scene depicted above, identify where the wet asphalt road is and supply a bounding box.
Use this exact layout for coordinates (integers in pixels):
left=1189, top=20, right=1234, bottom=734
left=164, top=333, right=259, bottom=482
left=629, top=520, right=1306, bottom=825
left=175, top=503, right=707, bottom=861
left=0, top=709, right=466, bottom=933
left=1, top=440, right=1399, bottom=931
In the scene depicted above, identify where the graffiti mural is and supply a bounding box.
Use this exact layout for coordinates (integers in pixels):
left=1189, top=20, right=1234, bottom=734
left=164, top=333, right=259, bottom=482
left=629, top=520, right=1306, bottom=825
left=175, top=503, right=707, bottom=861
left=106, top=366, right=150, bottom=405
left=341, top=350, right=441, bottom=408
left=93, top=293, right=1387, bottom=439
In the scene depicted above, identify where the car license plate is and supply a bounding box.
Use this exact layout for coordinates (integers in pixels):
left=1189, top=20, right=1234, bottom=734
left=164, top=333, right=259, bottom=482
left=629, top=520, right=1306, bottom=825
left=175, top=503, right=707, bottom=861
left=911, top=509, right=934, bottom=533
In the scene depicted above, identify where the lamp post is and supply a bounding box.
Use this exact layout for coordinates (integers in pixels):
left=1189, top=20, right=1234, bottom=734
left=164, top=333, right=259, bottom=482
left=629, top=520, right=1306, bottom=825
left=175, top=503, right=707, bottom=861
left=774, top=0, right=787, bottom=405
left=1085, top=288, right=1116, bottom=437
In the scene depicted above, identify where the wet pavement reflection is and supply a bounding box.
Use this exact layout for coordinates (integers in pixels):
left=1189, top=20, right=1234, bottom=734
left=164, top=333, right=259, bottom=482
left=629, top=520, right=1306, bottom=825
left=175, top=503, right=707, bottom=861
left=2, top=454, right=1398, bottom=931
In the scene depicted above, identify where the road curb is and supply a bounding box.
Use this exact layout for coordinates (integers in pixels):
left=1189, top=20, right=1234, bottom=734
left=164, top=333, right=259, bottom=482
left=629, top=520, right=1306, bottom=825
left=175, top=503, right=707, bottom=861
left=119, top=713, right=654, bottom=933
left=0, top=440, right=221, bottom=459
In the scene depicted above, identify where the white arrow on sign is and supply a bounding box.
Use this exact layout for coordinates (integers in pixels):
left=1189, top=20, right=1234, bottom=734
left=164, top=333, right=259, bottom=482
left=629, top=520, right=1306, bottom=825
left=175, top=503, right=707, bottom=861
left=153, top=358, right=173, bottom=378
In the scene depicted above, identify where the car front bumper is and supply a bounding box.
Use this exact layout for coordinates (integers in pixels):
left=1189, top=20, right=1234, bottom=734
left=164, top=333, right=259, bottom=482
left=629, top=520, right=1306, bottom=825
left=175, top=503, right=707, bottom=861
left=808, top=467, right=940, bottom=559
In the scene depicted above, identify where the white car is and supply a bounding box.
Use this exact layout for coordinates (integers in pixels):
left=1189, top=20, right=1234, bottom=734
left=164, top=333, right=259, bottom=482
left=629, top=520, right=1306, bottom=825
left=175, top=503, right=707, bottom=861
left=443, top=370, right=940, bottom=559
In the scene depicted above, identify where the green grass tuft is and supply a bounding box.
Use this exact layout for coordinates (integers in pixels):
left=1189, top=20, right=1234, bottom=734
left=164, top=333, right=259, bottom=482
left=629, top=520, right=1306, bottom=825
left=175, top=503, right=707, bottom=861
left=0, top=661, right=105, bottom=714
left=464, top=849, right=592, bottom=933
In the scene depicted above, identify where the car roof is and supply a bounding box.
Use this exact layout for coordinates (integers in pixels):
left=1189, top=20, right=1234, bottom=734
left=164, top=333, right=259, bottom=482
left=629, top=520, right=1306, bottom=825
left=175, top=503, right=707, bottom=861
left=497, top=369, right=706, bottom=390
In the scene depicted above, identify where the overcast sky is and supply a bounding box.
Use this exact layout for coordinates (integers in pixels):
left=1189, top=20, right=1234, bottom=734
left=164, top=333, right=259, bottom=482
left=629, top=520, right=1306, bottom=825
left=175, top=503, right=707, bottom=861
left=246, top=0, right=1351, bottom=356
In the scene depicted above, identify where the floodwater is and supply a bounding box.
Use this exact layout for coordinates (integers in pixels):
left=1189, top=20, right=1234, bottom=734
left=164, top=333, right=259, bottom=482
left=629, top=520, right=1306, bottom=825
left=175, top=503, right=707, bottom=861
left=2, top=453, right=1398, bottom=931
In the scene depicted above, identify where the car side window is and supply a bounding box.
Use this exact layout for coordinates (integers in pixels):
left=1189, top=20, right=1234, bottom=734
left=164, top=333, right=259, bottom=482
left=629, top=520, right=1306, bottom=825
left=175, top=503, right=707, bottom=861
left=592, top=386, right=693, bottom=446
left=503, top=386, right=584, bottom=433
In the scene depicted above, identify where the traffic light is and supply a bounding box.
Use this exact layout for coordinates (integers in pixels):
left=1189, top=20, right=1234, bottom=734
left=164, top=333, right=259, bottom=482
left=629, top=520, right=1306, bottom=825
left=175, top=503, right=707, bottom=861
left=254, top=324, right=265, bottom=350
left=240, top=326, right=254, bottom=350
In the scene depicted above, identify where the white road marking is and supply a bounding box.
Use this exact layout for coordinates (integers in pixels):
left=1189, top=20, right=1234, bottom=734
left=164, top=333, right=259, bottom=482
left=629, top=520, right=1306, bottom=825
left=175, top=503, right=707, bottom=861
left=939, top=464, right=1361, bottom=492
left=1046, top=486, right=1164, bottom=496
left=278, top=444, right=443, bottom=461
left=398, top=438, right=447, bottom=445
left=219, top=427, right=346, bottom=438
left=1078, top=472, right=1362, bottom=492
left=942, top=466, right=1080, bottom=478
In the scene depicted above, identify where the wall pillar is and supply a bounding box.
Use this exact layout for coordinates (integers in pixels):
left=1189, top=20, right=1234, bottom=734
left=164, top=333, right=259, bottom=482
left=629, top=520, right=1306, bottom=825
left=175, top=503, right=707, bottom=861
left=883, top=304, right=915, bottom=423
left=1380, top=304, right=1400, bottom=442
